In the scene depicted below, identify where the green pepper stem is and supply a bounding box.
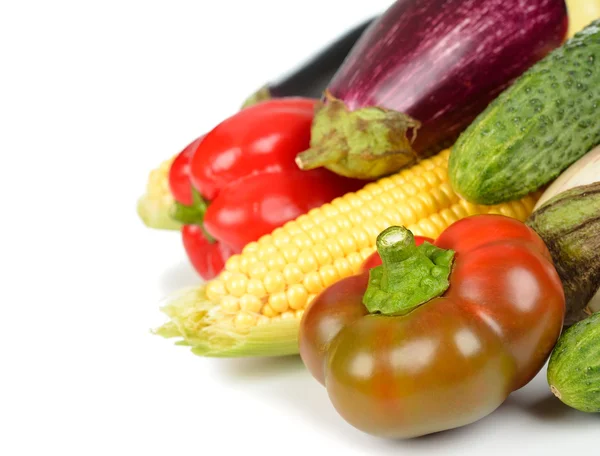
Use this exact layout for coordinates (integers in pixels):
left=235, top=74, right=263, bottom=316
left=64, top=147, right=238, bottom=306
left=362, top=226, right=455, bottom=316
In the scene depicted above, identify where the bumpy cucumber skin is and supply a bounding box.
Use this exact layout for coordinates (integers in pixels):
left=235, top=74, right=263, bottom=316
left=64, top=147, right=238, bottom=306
left=449, top=20, right=600, bottom=205
left=547, top=312, right=600, bottom=413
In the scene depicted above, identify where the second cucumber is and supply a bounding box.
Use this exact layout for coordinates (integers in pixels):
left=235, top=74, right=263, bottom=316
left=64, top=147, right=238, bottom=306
left=449, top=20, right=600, bottom=205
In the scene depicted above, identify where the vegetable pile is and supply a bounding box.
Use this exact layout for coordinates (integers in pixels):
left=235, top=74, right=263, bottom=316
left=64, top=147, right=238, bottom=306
left=138, top=0, right=600, bottom=441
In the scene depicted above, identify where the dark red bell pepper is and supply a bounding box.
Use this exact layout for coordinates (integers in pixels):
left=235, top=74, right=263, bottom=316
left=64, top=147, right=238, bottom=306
left=170, top=98, right=365, bottom=280
left=299, top=215, right=566, bottom=438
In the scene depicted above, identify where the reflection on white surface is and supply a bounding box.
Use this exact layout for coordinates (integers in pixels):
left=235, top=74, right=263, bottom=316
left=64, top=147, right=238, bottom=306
left=454, top=328, right=481, bottom=358
left=389, top=338, right=438, bottom=374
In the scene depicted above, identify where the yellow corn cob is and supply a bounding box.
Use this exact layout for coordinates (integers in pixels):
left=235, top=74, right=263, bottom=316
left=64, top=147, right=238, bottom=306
left=155, top=149, right=541, bottom=357
left=136, top=154, right=182, bottom=230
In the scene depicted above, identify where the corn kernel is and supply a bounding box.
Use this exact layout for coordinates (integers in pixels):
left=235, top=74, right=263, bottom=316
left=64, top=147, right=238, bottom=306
left=319, top=264, right=340, bottom=287
left=283, top=220, right=301, bottom=234
left=225, top=255, right=241, bottom=272
left=291, top=233, right=312, bottom=250
left=335, top=215, right=353, bottom=231
left=248, top=261, right=268, bottom=280
left=324, top=239, right=344, bottom=260
left=307, top=226, right=327, bottom=244
left=257, top=234, right=273, bottom=246
left=360, top=247, right=374, bottom=260
left=347, top=251, right=366, bottom=272
left=334, top=257, right=353, bottom=278
left=348, top=211, right=364, bottom=226
left=307, top=207, right=326, bottom=224
left=402, top=182, right=419, bottom=197
left=235, top=311, right=257, bottom=329
left=246, top=279, right=267, bottom=298
left=331, top=198, right=352, bottom=213
left=225, top=273, right=248, bottom=298
left=286, top=284, right=308, bottom=310
left=313, top=245, right=332, bottom=266
left=345, top=193, right=363, bottom=208
left=321, top=204, right=339, bottom=218
left=295, top=309, right=305, bottom=320
left=206, top=280, right=226, bottom=302
left=361, top=222, right=379, bottom=241
left=281, top=311, right=295, bottom=320
left=265, top=252, right=286, bottom=271
left=256, top=244, right=277, bottom=261
left=242, top=242, right=259, bottom=254
left=337, top=232, right=357, bottom=255
left=263, top=271, right=285, bottom=293
left=321, top=220, right=340, bottom=237
left=221, top=296, right=240, bottom=314
left=283, top=263, right=304, bottom=285
left=297, top=250, right=319, bottom=273
left=240, top=294, right=263, bottom=313
left=303, top=271, right=324, bottom=294
left=296, top=214, right=314, bottom=231
left=373, top=215, right=392, bottom=232
left=272, top=229, right=291, bottom=248
left=269, top=292, right=289, bottom=313
left=261, top=304, right=277, bottom=317
left=219, top=270, right=233, bottom=283
left=359, top=206, right=375, bottom=219
left=238, top=253, right=258, bottom=275
left=280, top=245, right=300, bottom=263
left=367, top=199, right=385, bottom=214
left=350, top=227, right=370, bottom=250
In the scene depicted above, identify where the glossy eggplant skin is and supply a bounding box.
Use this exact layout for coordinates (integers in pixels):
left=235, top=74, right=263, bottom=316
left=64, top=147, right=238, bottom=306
left=242, top=17, right=376, bottom=108
left=269, top=17, right=376, bottom=99
left=327, top=0, right=569, bottom=155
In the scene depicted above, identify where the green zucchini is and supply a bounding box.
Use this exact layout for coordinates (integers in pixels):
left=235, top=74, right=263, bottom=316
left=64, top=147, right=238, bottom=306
left=547, top=312, right=600, bottom=413
left=526, top=182, right=600, bottom=326
left=449, top=20, right=600, bottom=205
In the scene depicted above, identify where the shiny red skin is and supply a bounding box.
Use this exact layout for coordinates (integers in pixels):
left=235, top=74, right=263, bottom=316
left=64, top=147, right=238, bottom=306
left=327, top=0, right=568, bottom=154
left=180, top=98, right=364, bottom=279
left=204, top=168, right=363, bottom=252
left=168, top=136, right=204, bottom=206
left=181, top=225, right=236, bottom=281
left=299, top=215, right=565, bottom=438
left=189, top=98, right=319, bottom=201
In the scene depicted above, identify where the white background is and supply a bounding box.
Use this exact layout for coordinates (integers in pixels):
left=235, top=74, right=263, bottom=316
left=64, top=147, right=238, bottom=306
left=1, top=1, right=597, bottom=455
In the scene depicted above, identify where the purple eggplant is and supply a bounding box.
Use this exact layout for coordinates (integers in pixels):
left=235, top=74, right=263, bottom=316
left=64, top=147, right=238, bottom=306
left=241, top=17, right=377, bottom=108
left=296, top=0, right=569, bottom=180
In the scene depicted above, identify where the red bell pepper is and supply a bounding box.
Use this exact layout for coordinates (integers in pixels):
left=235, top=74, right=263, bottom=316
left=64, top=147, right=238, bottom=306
left=299, top=215, right=565, bottom=439
left=168, top=135, right=204, bottom=207
left=170, top=98, right=365, bottom=280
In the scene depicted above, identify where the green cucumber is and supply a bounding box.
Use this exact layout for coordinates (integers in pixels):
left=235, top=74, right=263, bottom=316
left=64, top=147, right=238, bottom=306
left=547, top=312, right=600, bottom=413
left=526, top=182, right=600, bottom=326
left=449, top=20, right=600, bottom=205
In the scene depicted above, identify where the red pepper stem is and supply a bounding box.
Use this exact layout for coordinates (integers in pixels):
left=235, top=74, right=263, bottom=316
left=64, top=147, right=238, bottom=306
left=169, top=188, right=217, bottom=244
left=362, top=226, right=455, bottom=316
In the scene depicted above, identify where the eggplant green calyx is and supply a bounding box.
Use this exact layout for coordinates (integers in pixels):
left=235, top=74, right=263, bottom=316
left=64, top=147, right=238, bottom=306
left=363, top=226, right=454, bottom=316
left=295, top=91, right=421, bottom=180
left=240, top=85, right=272, bottom=110
left=169, top=188, right=216, bottom=243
